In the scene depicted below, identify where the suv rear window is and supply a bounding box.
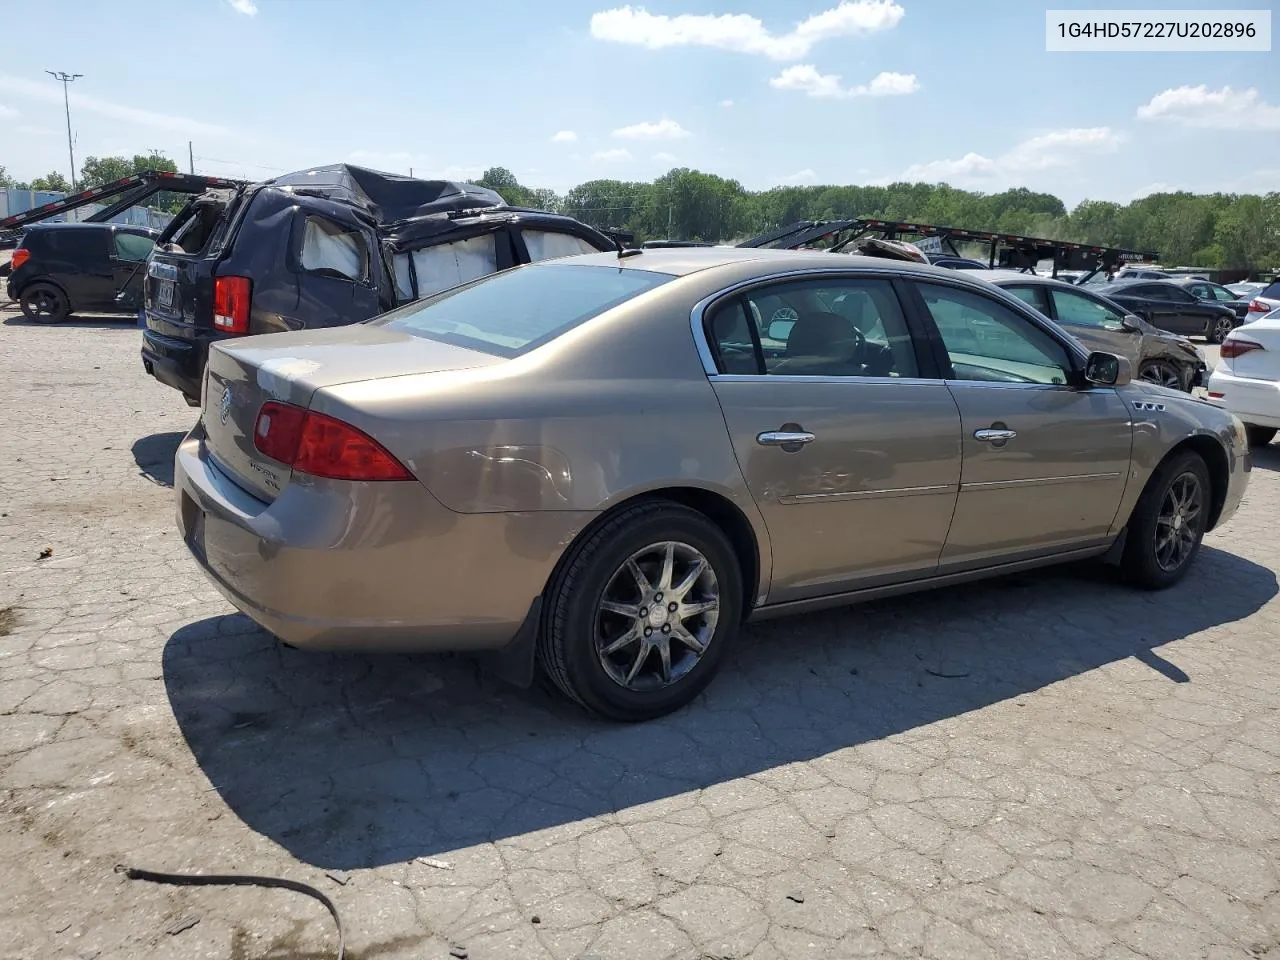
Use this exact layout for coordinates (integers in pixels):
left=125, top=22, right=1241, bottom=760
left=378, top=263, right=671, bottom=357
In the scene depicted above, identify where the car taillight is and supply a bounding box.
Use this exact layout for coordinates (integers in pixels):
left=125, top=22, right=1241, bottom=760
left=1248, top=299, right=1270, bottom=314
left=253, top=401, right=412, bottom=481
left=1219, top=338, right=1265, bottom=359
left=213, top=275, right=251, bottom=334
left=10, top=248, right=30, bottom=270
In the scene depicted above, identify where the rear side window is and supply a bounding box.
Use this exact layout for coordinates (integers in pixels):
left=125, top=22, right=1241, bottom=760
left=1133, top=284, right=1171, bottom=299
left=113, top=232, right=155, bottom=262
left=34, top=228, right=107, bottom=260
left=1260, top=281, right=1280, bottom=299
left=300, top=216, right=368, bottom=282
left=522, top=229, right=600, bottom=262
left=411, top=234, right=497, bottom=299
left=1003, top=284, right=1051, bottom=315
left=378, top=263, right=671, bottom=357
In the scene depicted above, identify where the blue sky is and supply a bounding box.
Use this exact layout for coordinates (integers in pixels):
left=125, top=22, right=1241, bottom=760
left=0, top=0, right=1275, bottom=207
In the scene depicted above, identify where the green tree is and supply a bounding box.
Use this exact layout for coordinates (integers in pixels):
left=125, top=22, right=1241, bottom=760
left=30, top=172, right=72, bottom=192
left=0, top=165, right=15, bottom=189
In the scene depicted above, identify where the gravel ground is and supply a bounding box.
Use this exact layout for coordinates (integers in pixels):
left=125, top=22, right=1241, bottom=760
left=1, top=306, right=1277, bottom=960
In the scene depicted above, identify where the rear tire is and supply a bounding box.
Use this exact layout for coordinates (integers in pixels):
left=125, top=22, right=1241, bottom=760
left=1245, top=425, right=1277, bottom=448
left=1120, top=450, right=1211, bottom=590
left=19, top=283, right=69, bottom=323
left=1208, top=314, right=1235, bottom=344
left=538, top=501, right=743, bottom=721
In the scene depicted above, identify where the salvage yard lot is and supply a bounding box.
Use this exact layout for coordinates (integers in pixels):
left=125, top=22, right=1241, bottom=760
left=1, top=307, right=1279, bottom=960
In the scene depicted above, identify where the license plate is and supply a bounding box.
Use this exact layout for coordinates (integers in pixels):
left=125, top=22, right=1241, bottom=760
left=157, top=279, right=175, bottom=308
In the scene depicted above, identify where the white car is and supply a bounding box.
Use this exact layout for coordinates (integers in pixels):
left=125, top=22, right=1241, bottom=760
left=1208, top=307, right=1280, bottom=448
left=1242, top=279, right=1280, bottom=325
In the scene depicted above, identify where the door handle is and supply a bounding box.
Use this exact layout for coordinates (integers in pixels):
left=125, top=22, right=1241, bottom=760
left=757, top=430, right=815, bottom=448
left=974, top=428, right=1017, bottom=442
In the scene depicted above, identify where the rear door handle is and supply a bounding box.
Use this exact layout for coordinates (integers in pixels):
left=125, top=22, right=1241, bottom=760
left=974, top=428, right=1017, bottom=442
left=757, top=430, right=815, bottom=448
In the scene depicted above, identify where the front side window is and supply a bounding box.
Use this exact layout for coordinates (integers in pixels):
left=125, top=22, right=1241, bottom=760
left=411, top=234, right=498, bottom=299
left=915, top=282, right=1072, bottom=385
left=113, top=231, right=155, bottom=262
left=1051, top=288, right=1126, bottom=330
left=1210, top=284, right=1238, bottom=302
left=377, top=263, right=671, bottom=357
left=299, top=217, right=368, bottom=282
left=522, top=229, right=600, bottom=262
left=707, top=277, right=919, bottom=378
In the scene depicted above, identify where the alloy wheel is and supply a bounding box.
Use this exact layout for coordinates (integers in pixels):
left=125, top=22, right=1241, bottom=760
left=1153, top=471, right=1203, bottom=572
left=594, top=540, right=719, bottom=691
left=23, top=290, right=58, bottom=319
left=1213, top=316, right=1234, bottom=342
left=1138, top=361, right=1182, bottom=390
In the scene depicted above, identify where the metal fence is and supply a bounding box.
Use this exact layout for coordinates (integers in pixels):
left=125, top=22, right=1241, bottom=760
left=0, top=188, right=174, bottom=230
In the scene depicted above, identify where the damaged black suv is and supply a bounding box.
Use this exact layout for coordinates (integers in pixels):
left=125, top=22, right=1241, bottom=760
left=140, top=164, right=615, bottom=405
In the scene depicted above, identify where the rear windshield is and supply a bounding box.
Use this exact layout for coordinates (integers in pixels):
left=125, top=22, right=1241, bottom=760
left=375, top=262, right=673, bottom=357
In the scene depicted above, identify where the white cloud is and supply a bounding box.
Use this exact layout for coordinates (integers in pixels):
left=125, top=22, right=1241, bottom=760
left=781, top=168, right=818, bottom=185
left=1137, top=85, right=1280, bottom=132
left=894, top=127, right=1122, bottom=187
left=770, top=66, right=918, bottom=98
left=14, top=125, right=54, bottom=137
left=0, top=74, right=231, bottom=138
left=227, top=0, right=258, bottom=15
left=720, top=99, right=735, bottom=108
left=550, top=130, right=578, bottom=143
left=590, top=1, right=904, bottom=60
left=0, top=104, right=18, bottom=119
left=592, top=148, right=633, bottom=162
left=652, top=151, right=678, bottom=163
left=612, top=118, right=690, bottom=140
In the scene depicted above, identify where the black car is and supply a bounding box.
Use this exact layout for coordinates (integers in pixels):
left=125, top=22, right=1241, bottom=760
left=140, top=164, right=616, bottom=405
left=1102, top=278, right=1239, bottom=343
left=1172, top=276, right=1251, bottom=320
left=6, top=222, right=157, bottom=322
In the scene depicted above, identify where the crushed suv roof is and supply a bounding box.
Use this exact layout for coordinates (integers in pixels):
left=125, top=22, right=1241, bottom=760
left=265, top=164, right=505, bottom=225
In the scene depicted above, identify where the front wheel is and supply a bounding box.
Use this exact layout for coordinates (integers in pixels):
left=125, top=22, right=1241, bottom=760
left=538, top=501, right=743, bottom=721
left=1120, top=450, right=1211, bottom=590
left=1246, top=425, right=1277, bottom=448
left=1137, top=359, right=1185, bottom=391
left=1208, top=314, right=1235, bottom=344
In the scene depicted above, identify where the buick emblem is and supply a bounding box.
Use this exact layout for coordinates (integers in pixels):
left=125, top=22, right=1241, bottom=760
left=219, top=385, right=233, bottom=425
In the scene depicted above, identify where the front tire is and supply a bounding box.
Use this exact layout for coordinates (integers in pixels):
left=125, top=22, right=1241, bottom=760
left=1208, top=314, right=1235, bottom=344
left=1137, top=359, right=1185, bottom=391
left=538, top=501, right=743, bottom=721
left=1245, top=425, right=1277, bottom=448
left=19, top=283, right=70, bottom=323
left=1120, top=450, right=1211, bottom=590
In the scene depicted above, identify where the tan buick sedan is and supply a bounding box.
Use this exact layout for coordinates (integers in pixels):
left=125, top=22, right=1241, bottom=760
left=175, top=248, right=1250, bottom=720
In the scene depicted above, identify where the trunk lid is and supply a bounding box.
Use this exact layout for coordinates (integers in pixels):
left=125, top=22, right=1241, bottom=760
left=202, top=325, right=503, bottom=501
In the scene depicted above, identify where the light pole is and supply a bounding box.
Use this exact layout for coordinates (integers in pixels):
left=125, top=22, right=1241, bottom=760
left=45, top=71, right=83, bottom=191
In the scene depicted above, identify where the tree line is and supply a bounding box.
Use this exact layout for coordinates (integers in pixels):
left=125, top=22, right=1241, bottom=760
left=476, top=166, right=1279, bottom=272
left=0, top=151, right=186, bottom=211
left=5, top=156, right=1274, bottom=270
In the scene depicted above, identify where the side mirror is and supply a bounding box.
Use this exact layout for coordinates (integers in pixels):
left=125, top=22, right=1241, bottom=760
left=1121, top=314, right=1141, bottom=331
left=1084, top=351, right=1132, bottom=387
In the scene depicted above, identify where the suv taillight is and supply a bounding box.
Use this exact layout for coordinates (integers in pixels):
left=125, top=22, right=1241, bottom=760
left=1220, top=338, right=1264, bottom=360
left=10, top=249, right=30, bottom=270
left=213, top=275, right=251, bottom=334
left=253, top=401, right=413, bottom=481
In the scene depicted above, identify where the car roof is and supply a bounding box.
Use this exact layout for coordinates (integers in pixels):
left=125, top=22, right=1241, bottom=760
left=981, top=269, right=1081, bottom=288
left=25, top=221, right=154, bottom=234
left=561, top=246, right=978, bottom=279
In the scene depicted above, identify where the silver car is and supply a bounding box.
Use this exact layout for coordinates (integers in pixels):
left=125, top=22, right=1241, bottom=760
left=175, top=248, right=1250, bottom=720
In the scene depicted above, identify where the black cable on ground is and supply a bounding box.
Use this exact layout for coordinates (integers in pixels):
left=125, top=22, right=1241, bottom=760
left=115, top=864, right=345, bottom=960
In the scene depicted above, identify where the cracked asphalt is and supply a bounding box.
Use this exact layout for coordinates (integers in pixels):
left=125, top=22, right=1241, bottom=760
left=1, top=308, right=1278, bottom=960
